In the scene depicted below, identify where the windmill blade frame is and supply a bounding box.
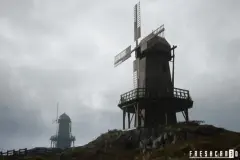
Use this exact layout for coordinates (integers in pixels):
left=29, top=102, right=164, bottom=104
left=152, top=24, right=165, bottom=37
left=140, top=25, right=165, bottom=52
left=134, top=2, right=141, bottom=41
left=113, top=2, right=141, bottom=67
left=114, top=45, right=132, bottom=67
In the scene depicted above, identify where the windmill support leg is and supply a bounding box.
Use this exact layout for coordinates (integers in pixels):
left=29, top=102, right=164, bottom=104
left=185, top=109, right=189, bottom=122
left=139, top=108, right=145, bottom=127
left=133, top=103, right=143, bottom=128
left=134, top=112, right=136, bottom=127
left=165, top=113, right=168, bottom=125
left=134, top=105, right=137, bottom=127
left=127, top=112, right=130, bottom=129
left=136, top=103, right=140, bottom=128
left=182, top=109, right=189, bottom=122
left=130, top=113, right=134, bottom=128
left=123, top=109, right=126, bottom=130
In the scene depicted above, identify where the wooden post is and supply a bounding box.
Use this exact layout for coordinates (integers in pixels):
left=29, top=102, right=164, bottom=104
left=185, top=109, right=189, bottom=122
left=134, top=105, right=137, bottom=127
left=13, top=150, right=16, bottom=156
left=127, top=112, right=130, bottom=129
left=171, top=45, right=177, bottom=90
left=25, top=148, right=27, bottom=156
left=123, top=109, right=126, bottom=130
left=137, top=103, right=140, bottom=128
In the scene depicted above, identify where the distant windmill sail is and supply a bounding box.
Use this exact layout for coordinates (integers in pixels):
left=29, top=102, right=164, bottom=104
left=134, top=2, right=141, bottom=41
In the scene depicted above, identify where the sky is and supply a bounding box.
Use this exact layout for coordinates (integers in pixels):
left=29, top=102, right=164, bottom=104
left=0, top=0, right=240, bottom=150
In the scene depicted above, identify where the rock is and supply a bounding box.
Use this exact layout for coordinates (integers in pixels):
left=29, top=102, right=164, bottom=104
left=167, top=132, right=174, bottom=144
left=163, top=132, right=168, bottom=140
left=139, top=138, right=148, bottom=148
left=146, top=138, right=153, bottom=149
left=172, top=135, right=178, bottom=144
left=152, top=135, right=163, bottom=149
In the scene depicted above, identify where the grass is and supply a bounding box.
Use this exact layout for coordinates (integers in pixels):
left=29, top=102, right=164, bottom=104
left=5, top=123, right=240, bottom=160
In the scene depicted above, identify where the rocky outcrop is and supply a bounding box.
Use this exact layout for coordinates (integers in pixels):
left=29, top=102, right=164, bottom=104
left=14, top=121, right=240, bottom=160
left=91, top=121, right=226, bottom=153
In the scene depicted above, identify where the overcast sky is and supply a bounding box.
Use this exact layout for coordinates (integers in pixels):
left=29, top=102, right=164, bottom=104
left=0, top=0, right=239, bottom=150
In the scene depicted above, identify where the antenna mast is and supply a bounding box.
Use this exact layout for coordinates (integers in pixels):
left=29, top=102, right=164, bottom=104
left=56, top=102, right=59, bottom=136
left=56, top=102, right=59, bottom=122
left=171, top=45, right=177, bottom=89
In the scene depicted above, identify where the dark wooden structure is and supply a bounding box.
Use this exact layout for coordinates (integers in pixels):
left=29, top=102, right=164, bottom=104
left=0, top=147, right=63, bottom=158
left=0, top=148, right=27, bottom=157
left=120, top=36, right=193, bottom=129
left=114, top=2, right=193, bottom=129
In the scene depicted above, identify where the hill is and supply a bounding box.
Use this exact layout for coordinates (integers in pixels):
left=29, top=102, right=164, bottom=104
left=5, top=121, right=240, bottom=160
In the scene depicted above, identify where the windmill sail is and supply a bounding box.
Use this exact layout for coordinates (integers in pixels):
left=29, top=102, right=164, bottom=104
left=114, top=45, right=132, bottom=67
left=152, top=24, right=165, bottom=37
left=113, top=2, right=141, bottom=67
left=134, top=2, right=141, bottom=41
left=133, top=60, right=138, bottom=88
left=140, top=25, right=165, bottom=52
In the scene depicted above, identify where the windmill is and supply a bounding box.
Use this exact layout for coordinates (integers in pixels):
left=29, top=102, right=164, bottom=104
left=113, top=2, right=193, bottom=129
left=50, top=103, right=76, bottom=149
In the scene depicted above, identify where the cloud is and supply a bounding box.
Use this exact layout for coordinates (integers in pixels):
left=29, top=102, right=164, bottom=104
left=0, top=0, right=239, bottom=150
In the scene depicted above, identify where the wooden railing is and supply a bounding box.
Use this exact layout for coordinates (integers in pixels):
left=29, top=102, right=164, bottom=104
left=120, top=88, right=146, bottom=104
left=0, top=148, right=27, bottom=157
left=119, top=87, right=191, bottom=105
left=0, top=147, right=64, bottom=157
left=173, top=88, right=191, bottom=100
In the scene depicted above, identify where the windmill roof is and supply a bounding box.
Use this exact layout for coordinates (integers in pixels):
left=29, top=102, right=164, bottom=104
left=140, top=34, right=171, bottom=47
left=59, top=113, right=71, bottom=121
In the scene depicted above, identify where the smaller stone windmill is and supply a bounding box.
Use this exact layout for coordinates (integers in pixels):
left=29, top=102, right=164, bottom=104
left=50, top=103, right=75, bottom=149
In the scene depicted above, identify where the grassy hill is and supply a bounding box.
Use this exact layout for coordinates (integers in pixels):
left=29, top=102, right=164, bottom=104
left=5, top=121, right=240, bottom=160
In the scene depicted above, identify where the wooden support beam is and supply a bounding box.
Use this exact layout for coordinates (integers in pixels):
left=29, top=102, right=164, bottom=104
left=127, top=112, right=130, bottom=128
left=130, top=113, right=134, bottom=124
left=165, top=113, right=168, bottom=125
left=185, top=109, right=189, bottom=122
left=182, top=111, right=186, bottom=120
left=123, top=109, right=126, bottom=129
